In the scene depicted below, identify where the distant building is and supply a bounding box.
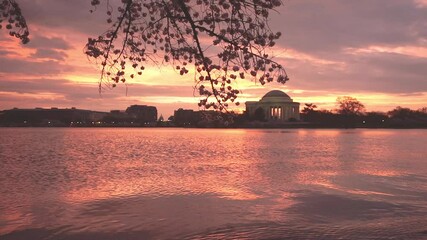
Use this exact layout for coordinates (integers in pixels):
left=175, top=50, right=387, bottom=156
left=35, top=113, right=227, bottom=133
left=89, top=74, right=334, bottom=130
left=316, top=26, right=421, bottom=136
left=0, top=108, right=107, bottom=126
left=246, top=90, right=300, bottom=121
left=103, top=110, right=132, bottom=123
left=174, top=108, right=198, bottom=126
left=125, top=105, right=157, bottom=123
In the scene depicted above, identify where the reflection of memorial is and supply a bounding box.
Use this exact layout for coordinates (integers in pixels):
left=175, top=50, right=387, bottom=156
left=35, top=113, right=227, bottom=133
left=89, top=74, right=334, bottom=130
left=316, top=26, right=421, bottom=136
left=246, top=90, right=300, bottom=121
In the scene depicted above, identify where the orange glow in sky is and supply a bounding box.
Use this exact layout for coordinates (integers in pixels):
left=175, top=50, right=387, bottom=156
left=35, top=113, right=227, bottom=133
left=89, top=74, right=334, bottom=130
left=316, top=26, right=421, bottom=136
left=1, top=0, right=426, bottom=117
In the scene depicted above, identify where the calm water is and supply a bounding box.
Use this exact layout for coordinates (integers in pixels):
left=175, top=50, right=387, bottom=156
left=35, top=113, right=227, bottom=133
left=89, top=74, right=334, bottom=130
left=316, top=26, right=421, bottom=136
left=0, top=128, right=426, bottom=239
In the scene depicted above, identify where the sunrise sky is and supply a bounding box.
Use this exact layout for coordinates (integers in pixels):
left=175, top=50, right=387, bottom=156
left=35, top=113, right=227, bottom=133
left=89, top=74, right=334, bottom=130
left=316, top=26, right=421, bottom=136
left=1, top=0, right=426, bottom=117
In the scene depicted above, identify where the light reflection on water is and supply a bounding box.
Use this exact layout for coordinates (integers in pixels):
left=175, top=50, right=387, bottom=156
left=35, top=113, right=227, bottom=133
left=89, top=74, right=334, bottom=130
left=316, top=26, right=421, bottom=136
left=0, top=128, right=427, bottom=239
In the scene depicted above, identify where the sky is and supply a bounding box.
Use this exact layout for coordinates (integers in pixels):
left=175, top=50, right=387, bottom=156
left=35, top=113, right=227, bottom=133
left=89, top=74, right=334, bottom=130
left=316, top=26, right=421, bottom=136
left=1, top=0, right=426, bottom=117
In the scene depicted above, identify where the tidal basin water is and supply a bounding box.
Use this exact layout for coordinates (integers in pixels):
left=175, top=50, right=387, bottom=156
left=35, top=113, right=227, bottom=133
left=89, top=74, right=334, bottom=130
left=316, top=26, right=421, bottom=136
left=1, top=128, right=426, bottom=239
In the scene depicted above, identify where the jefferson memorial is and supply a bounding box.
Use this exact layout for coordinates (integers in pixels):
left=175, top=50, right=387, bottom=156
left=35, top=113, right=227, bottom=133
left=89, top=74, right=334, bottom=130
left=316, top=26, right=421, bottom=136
left=245, top=90, right=300, bottom=121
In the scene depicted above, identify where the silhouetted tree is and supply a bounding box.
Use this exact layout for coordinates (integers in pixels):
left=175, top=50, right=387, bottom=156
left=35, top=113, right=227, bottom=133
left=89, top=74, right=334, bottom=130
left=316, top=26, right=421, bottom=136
left=388, top=106, right=427, bottom=120
left=386, top=106, right=427, bottom=128
left=388, top=107, right=413, bottom=120
left=1, top=0, right=288, bottom=111
left=301, top=103, right=318, bottom=122
left=301, top=103, right=317, bottom=114
left=361, top=112, right=388, bottom=127
left=0, top=0, right=29, bottom=43
left=336, top=96, right=365, bottom=115
left=312, top=109, right=335, bottom=124
left=232, top=111, right=247, bottom=125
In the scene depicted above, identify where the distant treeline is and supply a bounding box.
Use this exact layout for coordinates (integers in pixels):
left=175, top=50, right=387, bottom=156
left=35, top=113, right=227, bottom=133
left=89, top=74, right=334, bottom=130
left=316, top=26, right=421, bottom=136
left=295, top=96, right=427, bottom=128
left=298, top=106, right=427, bottom=128
left=1, top=96, right=426, bottom=128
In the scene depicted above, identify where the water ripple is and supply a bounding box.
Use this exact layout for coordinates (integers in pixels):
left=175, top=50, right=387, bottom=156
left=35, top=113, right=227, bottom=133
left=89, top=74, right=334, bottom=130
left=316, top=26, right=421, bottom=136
left=1, top=128, right=427, bottom=239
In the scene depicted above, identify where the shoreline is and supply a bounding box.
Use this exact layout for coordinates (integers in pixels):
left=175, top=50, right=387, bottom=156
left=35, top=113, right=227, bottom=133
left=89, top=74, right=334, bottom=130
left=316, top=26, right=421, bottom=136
left=1, top=125, right=427, bottom=129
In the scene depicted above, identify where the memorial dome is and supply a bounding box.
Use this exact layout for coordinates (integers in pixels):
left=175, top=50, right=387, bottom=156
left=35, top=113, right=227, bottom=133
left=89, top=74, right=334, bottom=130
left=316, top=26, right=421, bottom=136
left=245, top=89, right=300, bottom=121
left=261, top=90, right=292, bottom=102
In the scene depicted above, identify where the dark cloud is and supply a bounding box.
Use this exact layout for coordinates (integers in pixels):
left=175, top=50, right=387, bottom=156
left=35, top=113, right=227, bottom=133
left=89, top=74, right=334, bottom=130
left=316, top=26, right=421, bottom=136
left=0, top=78, right=197, bottom=100
left=30, top=49, right=68, bottom=61
left=274, top=0, right=427, bottom=54
left=362, top=52, right=427, bottom=78
left=0, top=50, right=15, bottom=56
left=258, top=0, right=427, bottom=96
left=0, top=78, right=72, bottom=94
left=0, top=57, right=74, bottom=75
left=0, top=78, right=200, bottom=115
left=18, top=0, right=111, bottom=35
left=25, top=35, right=72, bottom=50
left=285, top=51, right=427, bottom=94
left=10, top=0, right=427, bottom=55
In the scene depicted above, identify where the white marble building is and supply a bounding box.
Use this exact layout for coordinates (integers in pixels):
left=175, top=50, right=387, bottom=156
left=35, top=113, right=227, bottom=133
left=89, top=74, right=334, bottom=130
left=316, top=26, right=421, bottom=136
left=246, top=90, right=300, bottom=121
